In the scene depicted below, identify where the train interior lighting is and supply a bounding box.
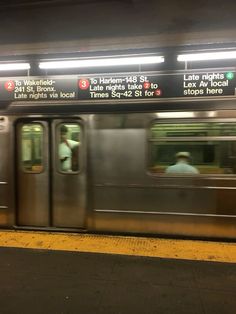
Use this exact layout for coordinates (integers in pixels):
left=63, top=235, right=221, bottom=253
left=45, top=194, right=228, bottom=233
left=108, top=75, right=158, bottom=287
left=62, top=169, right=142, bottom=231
left=156, top=112, right=196, bottom=118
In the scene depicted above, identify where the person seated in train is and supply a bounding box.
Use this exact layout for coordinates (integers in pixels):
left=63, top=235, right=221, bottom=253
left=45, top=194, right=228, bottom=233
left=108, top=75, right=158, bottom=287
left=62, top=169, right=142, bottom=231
left=59, top=125, right=79, bottom=172
left=165, top=152, right=199, bottom=174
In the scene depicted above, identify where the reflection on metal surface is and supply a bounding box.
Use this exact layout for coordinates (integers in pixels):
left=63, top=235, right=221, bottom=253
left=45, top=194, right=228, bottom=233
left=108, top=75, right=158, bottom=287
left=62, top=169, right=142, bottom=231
left=94, top=209, right=236, bottom=218
left=94, top=183, right=236, bottom=190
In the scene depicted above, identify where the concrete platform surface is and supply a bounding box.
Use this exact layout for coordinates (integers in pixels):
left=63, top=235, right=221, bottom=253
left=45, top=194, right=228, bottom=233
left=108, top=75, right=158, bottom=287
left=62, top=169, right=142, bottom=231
left=0, top=247, right=236, bottom=314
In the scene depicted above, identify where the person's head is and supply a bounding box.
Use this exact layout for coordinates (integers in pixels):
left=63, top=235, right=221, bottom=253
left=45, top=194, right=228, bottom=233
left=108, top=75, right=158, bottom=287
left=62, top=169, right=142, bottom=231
left=175, top=151, right=191, bottom=163
left=60, top=125, right=68, bottom=141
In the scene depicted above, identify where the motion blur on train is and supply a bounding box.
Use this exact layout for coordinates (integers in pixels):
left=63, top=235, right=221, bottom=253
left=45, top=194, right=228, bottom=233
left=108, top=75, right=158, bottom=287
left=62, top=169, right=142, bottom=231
left=1, top=44, right=236, bottom=240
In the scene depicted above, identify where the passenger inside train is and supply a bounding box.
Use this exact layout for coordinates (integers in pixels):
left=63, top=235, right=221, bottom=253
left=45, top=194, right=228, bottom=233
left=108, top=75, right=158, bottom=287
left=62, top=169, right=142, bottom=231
left=150, top=122, right=236, bottom=175
left=165, top=151, right=199, bottom=174
left=59, top=124, right=80, bottom=172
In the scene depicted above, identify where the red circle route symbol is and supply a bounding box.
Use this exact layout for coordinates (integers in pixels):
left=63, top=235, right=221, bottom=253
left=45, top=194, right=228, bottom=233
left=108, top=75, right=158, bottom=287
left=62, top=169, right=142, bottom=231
left=143, top=82, right=151, bottom=89
left=155, top=89, right=162, bottom=96
left=78, top=79, right=90, bottom=90
left=4, top=80, right=15, bottom=92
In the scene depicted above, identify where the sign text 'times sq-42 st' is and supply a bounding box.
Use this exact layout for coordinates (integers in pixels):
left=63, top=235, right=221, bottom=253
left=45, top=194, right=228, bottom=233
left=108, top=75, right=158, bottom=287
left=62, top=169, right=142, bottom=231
left=0, top=71, right=235, bottom=102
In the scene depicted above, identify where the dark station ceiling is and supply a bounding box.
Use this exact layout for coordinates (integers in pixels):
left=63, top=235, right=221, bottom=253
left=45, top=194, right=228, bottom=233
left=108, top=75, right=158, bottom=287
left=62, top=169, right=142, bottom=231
left=0, top=0, right=235, bottom=56
left=0, top=0, right=113, bottom=8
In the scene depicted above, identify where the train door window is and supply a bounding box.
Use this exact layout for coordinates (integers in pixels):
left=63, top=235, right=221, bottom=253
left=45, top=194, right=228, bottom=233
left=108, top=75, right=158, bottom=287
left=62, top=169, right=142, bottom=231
left=20, top=123, right=44, bottom=173
left=57, top=123, right=80, bottom=173
left=149, top=122, right=236, bottom=175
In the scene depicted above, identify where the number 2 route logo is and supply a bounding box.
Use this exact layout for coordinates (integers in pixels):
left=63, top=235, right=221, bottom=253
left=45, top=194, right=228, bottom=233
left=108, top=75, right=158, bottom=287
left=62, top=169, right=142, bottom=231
left=4, top=80, right=15, bottom=92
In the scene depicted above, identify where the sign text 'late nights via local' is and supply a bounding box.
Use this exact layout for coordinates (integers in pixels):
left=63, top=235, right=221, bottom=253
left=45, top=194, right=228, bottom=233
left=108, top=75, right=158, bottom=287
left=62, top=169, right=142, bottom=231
left=0, top=71, right=235, bottom=102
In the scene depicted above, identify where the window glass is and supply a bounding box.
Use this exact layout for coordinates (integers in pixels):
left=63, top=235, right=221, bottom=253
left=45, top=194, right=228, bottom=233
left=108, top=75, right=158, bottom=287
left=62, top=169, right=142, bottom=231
left=21, top=124, right=43, bottom=173
left=58, top=123, right=80, bottom=173
left=149, top=122, right=236, bottom=175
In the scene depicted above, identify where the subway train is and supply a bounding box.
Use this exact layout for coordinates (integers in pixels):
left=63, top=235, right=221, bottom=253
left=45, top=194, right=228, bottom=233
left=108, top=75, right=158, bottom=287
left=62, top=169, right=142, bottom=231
left=1, top=51, right=236, bottom=240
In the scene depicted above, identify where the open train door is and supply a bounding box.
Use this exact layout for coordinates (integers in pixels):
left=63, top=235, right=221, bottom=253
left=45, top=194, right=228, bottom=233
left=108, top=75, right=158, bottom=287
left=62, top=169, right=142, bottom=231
left=16, top=118, right=86, bottom=229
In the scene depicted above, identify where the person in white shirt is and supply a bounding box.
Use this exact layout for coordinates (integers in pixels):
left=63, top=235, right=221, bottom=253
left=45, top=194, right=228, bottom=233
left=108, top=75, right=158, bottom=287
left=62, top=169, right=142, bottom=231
left=165, top=152, right=199, bottom=174
left=59, top=125, right=79, bottom=172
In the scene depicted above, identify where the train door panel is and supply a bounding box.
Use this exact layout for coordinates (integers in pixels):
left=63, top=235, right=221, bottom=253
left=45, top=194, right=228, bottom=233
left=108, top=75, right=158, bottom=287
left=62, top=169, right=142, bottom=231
left=17, top=121, right=50, bottom=226
left=52, top=120, right=86, bottom=228
left=17, top=119, right=86, bottom=228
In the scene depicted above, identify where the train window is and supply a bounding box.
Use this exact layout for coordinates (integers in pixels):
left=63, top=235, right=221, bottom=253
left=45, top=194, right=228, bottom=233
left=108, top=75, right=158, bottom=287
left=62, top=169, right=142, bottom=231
left=21, top=124, right=44, bottom=173
left=57, top=123, right=80, bottom=173
left=149, top=122, right=236, bottom=175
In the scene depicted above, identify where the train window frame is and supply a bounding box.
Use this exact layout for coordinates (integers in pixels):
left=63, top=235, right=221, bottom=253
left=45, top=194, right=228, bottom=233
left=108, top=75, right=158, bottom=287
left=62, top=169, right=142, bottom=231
left=20, top=122, right=45, bottom=174
left=56, top=122, right=82, bottom=175
left=148, top=119, right=236, bottom=177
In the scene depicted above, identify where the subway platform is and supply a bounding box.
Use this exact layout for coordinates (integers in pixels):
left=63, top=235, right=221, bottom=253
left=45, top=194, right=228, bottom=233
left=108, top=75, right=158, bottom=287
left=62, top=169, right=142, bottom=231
left=0, top=231, right=236, bottom=314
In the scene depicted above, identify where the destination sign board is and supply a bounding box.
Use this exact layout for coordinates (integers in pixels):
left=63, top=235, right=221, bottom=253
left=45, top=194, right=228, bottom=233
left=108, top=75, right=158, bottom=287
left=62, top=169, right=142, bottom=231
left=0, top=71, right=235, bottom=102
left=0, top=77, right=77, bottom=101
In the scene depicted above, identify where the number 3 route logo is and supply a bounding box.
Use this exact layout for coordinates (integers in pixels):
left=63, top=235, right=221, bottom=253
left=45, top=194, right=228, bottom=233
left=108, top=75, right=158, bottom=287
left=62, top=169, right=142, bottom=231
left=78, top=79, right=90, bottom=90
left=4, top=80, right=15, bottom=92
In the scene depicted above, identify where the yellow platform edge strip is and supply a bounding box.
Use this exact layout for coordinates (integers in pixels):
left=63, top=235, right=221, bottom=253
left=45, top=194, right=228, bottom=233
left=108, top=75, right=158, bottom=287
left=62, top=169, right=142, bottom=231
left=0, top=230, right=236, bottom=263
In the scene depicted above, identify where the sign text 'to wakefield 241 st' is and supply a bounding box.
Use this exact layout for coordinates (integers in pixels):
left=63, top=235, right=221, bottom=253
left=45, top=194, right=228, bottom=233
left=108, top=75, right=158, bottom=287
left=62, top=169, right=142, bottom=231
left=0, top=71, right=236, bottom=102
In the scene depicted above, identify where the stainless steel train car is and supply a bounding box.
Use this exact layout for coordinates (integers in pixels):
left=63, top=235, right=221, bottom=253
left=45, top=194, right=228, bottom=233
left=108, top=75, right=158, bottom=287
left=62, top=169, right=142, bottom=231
left=1, top=97, right=236, bottom=240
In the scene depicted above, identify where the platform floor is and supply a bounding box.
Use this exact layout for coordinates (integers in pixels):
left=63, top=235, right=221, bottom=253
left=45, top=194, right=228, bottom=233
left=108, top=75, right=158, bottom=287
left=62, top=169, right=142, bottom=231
left=0, top=230, right=236, bottom=263
left=0, top=247, right=236, bottom=314
left=0, top=231, right=236, bottom=314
